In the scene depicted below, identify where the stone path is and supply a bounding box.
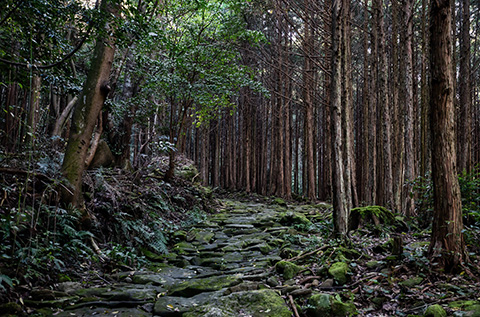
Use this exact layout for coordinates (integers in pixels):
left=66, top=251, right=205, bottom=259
left=26, top=199, right=328, bottom=316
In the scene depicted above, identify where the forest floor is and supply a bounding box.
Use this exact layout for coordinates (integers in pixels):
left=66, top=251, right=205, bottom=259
left=1, top=151, right=480, bottom=316
left=3, top=195, right=480, bottom=316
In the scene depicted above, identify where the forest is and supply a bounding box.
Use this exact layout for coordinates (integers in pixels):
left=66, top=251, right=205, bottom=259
left=1, top=0, right=480, bottom=316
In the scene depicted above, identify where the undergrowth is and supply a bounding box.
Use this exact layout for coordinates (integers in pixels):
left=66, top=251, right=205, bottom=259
left=0, top=144, right=214, bottom=302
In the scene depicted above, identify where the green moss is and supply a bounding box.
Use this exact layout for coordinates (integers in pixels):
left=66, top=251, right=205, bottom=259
left=424, top=304, right=447, bottom=317
left=273, top=197, right=287, bottom=206
left=307, top=293, right=332, bottom=316
left=0, top=302, right=24, bottom=316
left=183, top=289, right=291, bottom=317
left=449, top=300, right=480, bottom=308
left=169, top=274, right=242, bottom=297
left=328, top=262, right=349, bottom=285
left=331, top=298, right=357, bottom=316
left=280, top=211, right=312, bottom=227
left=275, top=260, right=303, bottom=280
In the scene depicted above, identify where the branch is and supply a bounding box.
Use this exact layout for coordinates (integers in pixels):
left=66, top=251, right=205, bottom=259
left=0, top=23, right=94, bottom=70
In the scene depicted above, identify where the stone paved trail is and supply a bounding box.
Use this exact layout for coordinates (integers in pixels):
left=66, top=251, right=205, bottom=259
left=27, top=199, right=329, bottom=316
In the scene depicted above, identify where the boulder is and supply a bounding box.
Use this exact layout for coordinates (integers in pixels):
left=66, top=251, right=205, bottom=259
left=328, top=262, right=349, bottom=285
left=424, top=304, right=447, bottom=317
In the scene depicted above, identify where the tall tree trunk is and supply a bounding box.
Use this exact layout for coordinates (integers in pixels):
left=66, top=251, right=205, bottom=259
left=458, top=0, right=472, bottom=173
left=377, top=0, right=394, bottom=210
left=26, top=74, right=42, bottom=146
left=304, top=20, right=316, bottom=201
left=403, top=0, right=416, bottom=216
left=331, top=0, right=352, bottom=237
left=429, top=0, right=467, bottom=272
left=61, top=0, right=117, bottom=207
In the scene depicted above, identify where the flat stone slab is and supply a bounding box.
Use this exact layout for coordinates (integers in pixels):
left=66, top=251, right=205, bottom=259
left=154, top=291, right=221, bottom=315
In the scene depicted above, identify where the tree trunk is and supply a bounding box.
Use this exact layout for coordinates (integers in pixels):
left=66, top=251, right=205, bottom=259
left=331, top=0, right=352, bottom=237
left=458, top=0, right=472, bottom=173
left=61, top=0, right=117, bottom=207
left=429, top=0, right=467, bottom=272
left=403, top=0, right=415, bottom=216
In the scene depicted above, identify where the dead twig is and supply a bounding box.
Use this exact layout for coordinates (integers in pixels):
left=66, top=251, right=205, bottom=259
left=288, top=294, right=301, bottom=317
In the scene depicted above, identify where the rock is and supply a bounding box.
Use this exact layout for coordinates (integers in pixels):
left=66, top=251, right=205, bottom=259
left=102, top=287, right=157, bottom=301
left=89, top=140, right=114, bottom=169
left=320, top=279, right=334, bottom=288
left=349, top=205, right=395, bottom=230
left=307, top=293, right=332, bottom=316
left=0, top=302, right=24, bottom=316
left=424, top=304, right=447, bottom=317
left=280, top=211, right=312, bottom=227
left=183, top=289, right=291, bottom=317
left=55, top=282, right=84, bottom=295
left=168, top=274, right=242, bottom=297
left=275, top=260, right=303, bottom=279
left=187, top=229, right=215, bottom=243
left=328, top=262, right=349, bottom=285
left=399, top=276, right=423, bottom=288
left=153, top=291, right=219, bottom=315
left=306, top=293, right=357, bottom=317
left=266, top=276, right=280, bottom=287
left=331, top=297, right=357, bottom=316
left=273, top=197, right=287, bottom=206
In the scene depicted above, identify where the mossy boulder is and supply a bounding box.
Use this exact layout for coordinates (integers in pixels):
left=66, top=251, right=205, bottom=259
left=183, top=289, right=291, bottom=317
left=331, top=298, right=357, bottom=316
left=424, top=304, right=447, bottom=317
left=306, top=293, right=357, bottom=317
left=307, top=293, right=332, bottom=316
left=175, top=163, right=199, bottom=181
left=186, top=228, right=215, bottom=243
left=0, top=302, right=24, bottom=316
left=273, top=197, right=287, bottom=206
left=328, top=262, right=349, bottom=285
left=280, top=211, right=312, bottom=227
left=275, top=260, right=303, bottom=279
left=349, top=205, right=395, bottom=230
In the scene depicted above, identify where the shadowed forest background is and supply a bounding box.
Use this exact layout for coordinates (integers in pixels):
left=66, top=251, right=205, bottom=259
left=1, top=0, right=480, bottom=315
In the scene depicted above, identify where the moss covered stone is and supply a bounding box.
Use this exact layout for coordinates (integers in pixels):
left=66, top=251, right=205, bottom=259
left=331, top=298, right=357, bottom=316
left=169, top=274, right=242, bottom=297
left=349, top=205, right=395, bottom=230
left=328, top=262, right=349, bottom=285
left=307, top=293, right=332, bottom=316
left=183, top=289, right=291, bottom=317
left=424, top=304, right=447, bottom=317
left=280, top=211, right=313, bottom=227
left=275, top=260, right=303, bottom=279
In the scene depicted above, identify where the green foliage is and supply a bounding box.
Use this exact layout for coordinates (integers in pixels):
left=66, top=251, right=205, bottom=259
left=0, top=204, right=94, bottom=284
left=413, top=167, right=480, bottom=226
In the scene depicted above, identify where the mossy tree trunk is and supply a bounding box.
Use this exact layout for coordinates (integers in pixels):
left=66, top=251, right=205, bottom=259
left=61, top=0, right=118, bottom=207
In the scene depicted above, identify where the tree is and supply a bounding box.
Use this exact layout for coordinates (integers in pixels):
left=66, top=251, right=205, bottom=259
left=61, top=0, right=118, bottom=206
left=331, top=0, right=353, bottom=237
left=428, top=0, right=467, bottom=272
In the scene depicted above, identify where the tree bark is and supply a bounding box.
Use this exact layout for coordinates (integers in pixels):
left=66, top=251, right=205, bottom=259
left=458, top=0, right=472, bottom=173
left=429, top=0, right=467, bottom=272
left=331, top=0, right=352, bottom=237
left=61, top=0, right=117, bottom=207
